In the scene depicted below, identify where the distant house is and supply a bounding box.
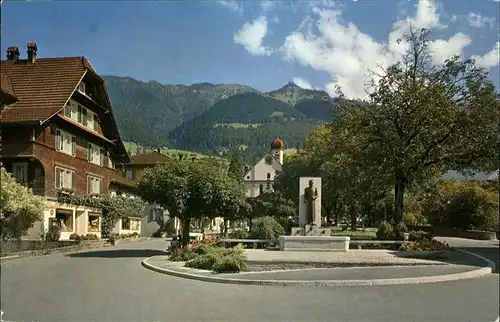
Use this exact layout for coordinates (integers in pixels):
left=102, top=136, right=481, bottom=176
left=0, top=43, right=139, bottom=240
left=119, top=150, right=178, bottom=236
left=243, top=137, right=285, bottom=198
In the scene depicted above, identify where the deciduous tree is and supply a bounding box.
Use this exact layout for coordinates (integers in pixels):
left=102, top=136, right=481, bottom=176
left=0, top=167, right=48, bottom=240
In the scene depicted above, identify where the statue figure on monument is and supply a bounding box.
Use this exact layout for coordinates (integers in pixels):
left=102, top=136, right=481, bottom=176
left=303, top=180, right=318, bottom=226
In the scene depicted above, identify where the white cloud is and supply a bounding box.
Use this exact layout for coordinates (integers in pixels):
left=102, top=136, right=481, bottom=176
left=234, top=16, right=272, bottom=56
left=467, top=12, right=495, bottom=28
left=428, top=33, right=472, bottom=64
left=471, top=42, right=500, bottom=69
left=278, top=0, right=481, bottom=99
left=292, top=77, right=313, bottom=89
left=217, top=1, right=243, bottom=14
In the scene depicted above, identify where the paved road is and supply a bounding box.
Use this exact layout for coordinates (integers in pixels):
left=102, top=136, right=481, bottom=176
left=1, top=238, right=498, bottom=322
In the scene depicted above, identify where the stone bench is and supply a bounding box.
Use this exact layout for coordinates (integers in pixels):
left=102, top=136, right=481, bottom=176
left=218, top=239, right=275, bottom=250
left=279, top=236, right=350, bottom=252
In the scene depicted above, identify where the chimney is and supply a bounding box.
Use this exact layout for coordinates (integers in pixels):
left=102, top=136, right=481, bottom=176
left=27, top=42, right=38, bottom=63
left=6, top=46, right=20, bottom=61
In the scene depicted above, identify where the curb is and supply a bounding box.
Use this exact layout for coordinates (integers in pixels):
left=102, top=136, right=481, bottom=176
left=141, top=249, right=496, bottom=287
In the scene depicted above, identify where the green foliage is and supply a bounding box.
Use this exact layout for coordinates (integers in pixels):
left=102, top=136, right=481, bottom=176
left=421, top=180, right=499, bottom=231
left=393, top=222, right=408, bottom=241
left=408, top=230, right=433, bottom=242
left=212, top=253, right=248, bottom=273
left=229, top=229, right=249, bottom=239
left=0, top=167, right=48, bottom=240
left=137, top=158, right=246, bottom=243
left=57, top=193, right=145, bottom=238
left=331, top=28, right=499, bottom=223
left=400, top=239, right=449, bottom=252
left=228, top=149, right=245, bottom=183
left=45, top=226, right=61, bottom=241
left=376, top=221, right=394, bottom=240
left=250, top=216, right=285, bottom=240
left=185, top=252, right=221, bottom=270
left=104, top=76, right=259, bottom=146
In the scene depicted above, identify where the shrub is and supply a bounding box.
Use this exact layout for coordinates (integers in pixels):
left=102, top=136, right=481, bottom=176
left=408, top=230, right=433, bottom=242
left=376, top=221, right=394, bottom=240
left=393, top=222, right=408, bottom=241
left=69, top=233, right=78, bottom=240
left=250, top=216, right=284, bottom=240
left=45, top=226, right=61, bottom=241
left=84, top=233, right=99, bottom=240
left=185, top=252, right=221, bottom=270
left=422, top=180, right=499, bottom=231
left=152, top=229, right=164, bottom=238
left=400, top=239, right=449, bottom=252
left=213, top=254, right=248, bottom=273
left=108, top=232, right=119, bottom=242
left=191, top=244, right=216, bottom=255
left=229, top=229, right=249, bottom=239
left=169, top=247, right=198, bottom=261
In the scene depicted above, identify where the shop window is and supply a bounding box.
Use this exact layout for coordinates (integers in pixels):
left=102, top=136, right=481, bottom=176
left=55, top=211, right=73, bottom=232
left=88, top=213, right=100, bottom=232
left=122, top=217, right=130, bottom=230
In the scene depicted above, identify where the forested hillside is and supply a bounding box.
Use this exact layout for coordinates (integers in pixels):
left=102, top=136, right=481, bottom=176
left=104, top=77, right=342, bottom=160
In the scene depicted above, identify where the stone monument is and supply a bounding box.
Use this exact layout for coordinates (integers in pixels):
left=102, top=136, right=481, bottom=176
left=281, top=176, right=349, bottom=251
left=291, top=177, right=332, bottom=237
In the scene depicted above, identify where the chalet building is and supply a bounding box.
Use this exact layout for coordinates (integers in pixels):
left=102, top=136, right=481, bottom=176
left=243, top=137, right=285, bottom=198
left=0, top=43, right=139, bottom=240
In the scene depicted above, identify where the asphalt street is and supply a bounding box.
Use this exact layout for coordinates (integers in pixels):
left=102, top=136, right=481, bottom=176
left=1, top=238, right=498, bottom=322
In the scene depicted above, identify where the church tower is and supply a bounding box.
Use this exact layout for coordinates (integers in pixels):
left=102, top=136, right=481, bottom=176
left=270, top=136, right=285, bottom=164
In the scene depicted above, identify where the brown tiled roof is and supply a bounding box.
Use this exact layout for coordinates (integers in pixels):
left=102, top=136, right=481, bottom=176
left=130, top=151, right=172, bottom=165
left=1, top=72, right=16, bottom=98
left=0, top=57, right=89, bottom=123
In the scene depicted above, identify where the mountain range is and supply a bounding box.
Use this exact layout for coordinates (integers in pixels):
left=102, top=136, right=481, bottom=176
left=103, top=76, right=344, bottom=160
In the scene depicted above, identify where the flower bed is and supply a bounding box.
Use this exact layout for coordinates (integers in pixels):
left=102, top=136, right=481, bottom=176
left=108, top=232, right=141, bottom=245
left=167, top=236, right=247, bottom=273
left=399, top=231, right=450, bottom=258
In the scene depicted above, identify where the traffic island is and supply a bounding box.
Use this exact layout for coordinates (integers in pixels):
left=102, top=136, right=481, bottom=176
left=141, top=248, right=495, bottom=287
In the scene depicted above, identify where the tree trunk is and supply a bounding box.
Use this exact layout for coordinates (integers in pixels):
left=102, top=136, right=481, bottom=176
left=182, top=218, right=191, bottom=246
left=394, top=178, right=405, bottom=223
left=248, top=217, right=253, bottom=233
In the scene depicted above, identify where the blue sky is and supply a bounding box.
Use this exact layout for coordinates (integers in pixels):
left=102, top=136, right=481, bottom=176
left=2, top=0, right=499, bottom=98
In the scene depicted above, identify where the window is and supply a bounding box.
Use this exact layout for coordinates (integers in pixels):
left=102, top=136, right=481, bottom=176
left=88, top=213, right=100, bottom=232
left=87, top=175, right=103, bottom=195
left=78, top=82, right=86, bottom=94
left=55, top=210, right=73, bottom=231
left=130, top=219, right=140, bottom=230
left=87, top=142, right=102, bottom=166
left=149, top=209, right=155, bottom=222
left=267, top=173, right=271, bottom=179
left=259, top=184, right=264, bottom=194
left=126, top=169, right=135, bottom=181
left=64, top=101, right=78, bottom=120
left=55, top=129, right=76, bottom=156
left=106, top=151, right=114, bottom=169
left=155, top=209, right=163, bottom=222
left=12, top=163, right=28, bottom=184
left=55, top=167, right=75, bottom=190
left=93, top=113, right=99, bottom=132
left=122, top=217, right=130, bottom=230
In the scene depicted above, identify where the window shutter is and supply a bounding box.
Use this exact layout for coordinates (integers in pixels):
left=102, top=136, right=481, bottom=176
left=71, top=171, right=76, bottom=189
left=87, top=177, right=91, bottom=194
left=88, top=143, right=92, bottom=161
left=78, top=106, right=83, bottom=123
left=93, top=114, right=98, bottom=131
left=71, top=136, right=76, bottom=156
left=100, top=149, right=104, bottom=166
left=55, top=169, right=61, bottom=188
left=55, top=130, right=61, bottom=150
left=82, top=109, right=87, bottom=125
left=100, top=178, right=104, bottom=194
